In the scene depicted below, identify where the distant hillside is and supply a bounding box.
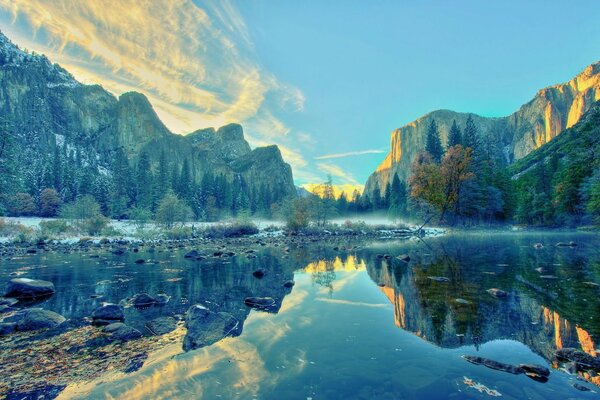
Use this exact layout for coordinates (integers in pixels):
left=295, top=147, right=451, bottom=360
left=0, top=31, right=296, bottom=218
left=365, top=62, right=600, bottom=197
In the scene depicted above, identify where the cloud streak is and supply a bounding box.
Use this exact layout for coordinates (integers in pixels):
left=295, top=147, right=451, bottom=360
left=316, top=162, right=360, bottom=185
left=314, top=149, right=386, bottom=160
left=0, top=0, right=305, bottom=140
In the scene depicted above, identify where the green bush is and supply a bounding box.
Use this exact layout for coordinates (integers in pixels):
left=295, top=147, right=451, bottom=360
left=39, top=219, right=70, bottom=235
left=203, top=221, right=259, bottom=238
left=79, top=215, right=109, bottom=236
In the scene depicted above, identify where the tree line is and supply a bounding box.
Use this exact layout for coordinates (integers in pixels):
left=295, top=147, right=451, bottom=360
left=0, top=134, right=289, bottom=221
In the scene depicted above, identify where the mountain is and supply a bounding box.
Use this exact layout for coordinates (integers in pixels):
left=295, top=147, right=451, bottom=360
left=0, top=31, right=295, bottom=215
left=364, top=61, right=600, bottom=196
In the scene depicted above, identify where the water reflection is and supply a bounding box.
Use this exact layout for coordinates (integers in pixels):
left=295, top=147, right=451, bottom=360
left=2, top=232, right=600, bottom=399
left=358, top=232, right=600, bottom=388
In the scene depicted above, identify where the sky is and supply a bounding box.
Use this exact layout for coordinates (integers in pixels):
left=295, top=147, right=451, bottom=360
left=0, top=1, right=600, bottom=194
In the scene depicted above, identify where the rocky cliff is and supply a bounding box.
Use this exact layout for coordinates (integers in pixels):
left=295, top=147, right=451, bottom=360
left=0, top=31, right=296, bottom=201
left=365, top=62, right=600, bottom=196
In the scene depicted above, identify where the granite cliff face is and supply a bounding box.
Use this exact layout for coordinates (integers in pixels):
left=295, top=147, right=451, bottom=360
left=365, top=62, right=600, bottom=196
left=0, top=31, right=296, bottom=200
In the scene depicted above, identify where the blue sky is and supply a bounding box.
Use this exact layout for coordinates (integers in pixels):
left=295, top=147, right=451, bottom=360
left=1, top=1, right=600, bottom=192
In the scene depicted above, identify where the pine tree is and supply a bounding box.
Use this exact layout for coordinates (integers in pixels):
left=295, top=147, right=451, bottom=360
left=447, top=120, right=463, bottom=149
left=425, top=119, right=444, bottom=162
left=136, top=152, right=153, bottom=210
left=153, top=150, right=170, bottom=211
left=463, top=115, right=480, bottom=153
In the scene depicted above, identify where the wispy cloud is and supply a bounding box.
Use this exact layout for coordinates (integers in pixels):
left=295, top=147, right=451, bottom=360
left=0, top=0, right=304, bottom=139
left=314, top=149, right=386, bottom=160
left=316, top=162, right=360, bottom=185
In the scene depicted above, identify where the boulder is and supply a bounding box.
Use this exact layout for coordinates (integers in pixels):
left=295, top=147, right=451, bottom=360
left=183, top=304, right=239, bottom=351
left=4, top=278, right=55, bottom=299
left=131, top=293, right=157, bottom=307
left=91, top=303, right=124, bottom=325
left=4, top=308, right=65, bottom=331
left=103, top=323, right=142, bottom=341
left=146, top=317, right=177, bottom=335
left=252, top=269, right=266, bottom=278
left=155, top=293, right=171, bottom=305
left=397, top=254, right=410, bottom=262
left=282, top=280, right=295, bottom=288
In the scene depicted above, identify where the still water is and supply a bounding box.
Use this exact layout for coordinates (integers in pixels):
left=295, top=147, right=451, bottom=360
left=1, top=232, right=599, bottom=399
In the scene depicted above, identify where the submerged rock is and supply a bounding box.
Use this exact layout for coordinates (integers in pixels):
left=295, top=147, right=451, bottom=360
left=252, top=268, right=266, bottom=278
left=573, top=383, right=591, bottom=392
left=463, top=355, right=523, bottom=375
left=91, top=303, right=125, bottom=325
left=4, top=278, right=55, bottom=299
left=428, top=276, right=450, bottom=283
left=103, top=322, right=142, bottom=341
left=146, top=316, right=177, bottom=336
left=487, top=288, right=508, bottom=298
left=3, top=308, right=65, bottom=331
left=131, top=293, right=157, bottom=307
left=183, top=304, right=239, bottom=351
left=155, top=293, right=171, bottom=305
left=282, top=280, right=295, bottom=288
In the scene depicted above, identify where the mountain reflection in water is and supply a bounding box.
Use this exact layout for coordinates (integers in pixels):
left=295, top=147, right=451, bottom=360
left=2, top=232, right=599, bottom=399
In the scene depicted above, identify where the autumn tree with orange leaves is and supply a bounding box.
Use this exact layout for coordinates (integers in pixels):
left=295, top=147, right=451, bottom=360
left=408, top=145, right=474, bottom=225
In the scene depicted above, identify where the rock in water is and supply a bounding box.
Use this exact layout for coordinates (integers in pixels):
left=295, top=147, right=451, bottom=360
left=131, top=293, right=157, bottom=307
left=91, top=303, right=125, bottom=325
left=397, top=254, right=411, bottom=262
left=428, top=276, right=450, bottom=283
left=183, top=304, right=239, bottom=351
left=3, top=308, right=65, bottom=331
left=518, top=364, right=550, bottom=377
left=103, top=323, right=142, bottom=341
left=462, top=355, right=524, bottom=375
left=487, top=288, right=508, bottom=298
left=184, top=250, right=199, bottom=258
left=252, top=269, right=266, bottom=278
left=555, top=348, right=600, bottom=370
left=282, top=280, right=295, bottom=288
left=155, top=293, right=171, bottom=305
left=146, top=317, right=177, bottom=336
left=4, top=278, right=55, bottom=298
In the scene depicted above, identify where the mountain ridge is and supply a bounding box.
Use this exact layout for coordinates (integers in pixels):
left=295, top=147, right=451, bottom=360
left=364, top=60, right=600, bottom=196
left=0, top=30, right=296, bottom=214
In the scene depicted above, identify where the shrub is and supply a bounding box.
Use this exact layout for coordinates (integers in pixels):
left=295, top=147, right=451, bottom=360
left=156, top=193, right=192, bottom=229
left=203, top=221, right=259, bottom=238
left=8, top=192, right=36, bottom=216
left=39, top=188, right=62, bottom=217
left=80, top=215, right=109, bottom=236
left=39, top=219, right=70, bottom=235
left=285, top=198, right=311, bottom=231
